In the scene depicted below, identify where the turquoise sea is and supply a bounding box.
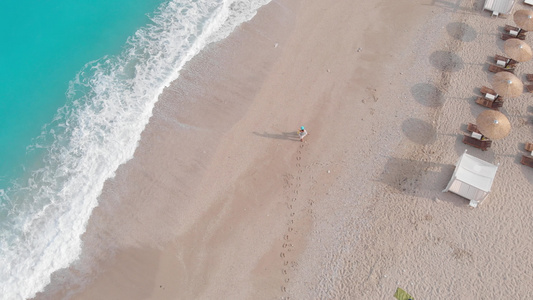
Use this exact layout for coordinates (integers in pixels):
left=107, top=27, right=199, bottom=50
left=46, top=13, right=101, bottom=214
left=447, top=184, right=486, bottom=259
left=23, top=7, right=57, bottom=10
left=0, top=0, right=271, bottom=298
left=0, top=0, right=163, bottom=187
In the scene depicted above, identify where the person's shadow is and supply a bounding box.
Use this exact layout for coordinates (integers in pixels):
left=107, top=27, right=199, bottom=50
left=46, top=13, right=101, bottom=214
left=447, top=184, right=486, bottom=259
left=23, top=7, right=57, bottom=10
left=253, top=131, right=300, bottom=141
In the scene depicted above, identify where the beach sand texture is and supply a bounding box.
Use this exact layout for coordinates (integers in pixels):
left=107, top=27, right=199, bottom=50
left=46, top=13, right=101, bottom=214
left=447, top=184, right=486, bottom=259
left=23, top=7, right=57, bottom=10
left=34, top=0, right=533, bottom=299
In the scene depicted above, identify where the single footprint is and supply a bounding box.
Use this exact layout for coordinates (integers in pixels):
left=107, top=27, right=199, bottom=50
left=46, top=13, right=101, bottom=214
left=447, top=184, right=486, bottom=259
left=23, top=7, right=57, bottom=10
left=290, top=212, right=295, bottom=217
left=296, top=157, right=301, bottom=160
left=281, top=286, right=286, bottom=292
left=282, top=269, right=287, bottom=275
left=291, top=261, right=299, bottom=267
left=288, top=227, right=293, bottom=232
left=280, top=252, right=285, bottom=258
left=284, top=234, right=290, bottom=240
left=284, top=260, right=289, bottom=266
left=287, top=204, right=293, bottom=209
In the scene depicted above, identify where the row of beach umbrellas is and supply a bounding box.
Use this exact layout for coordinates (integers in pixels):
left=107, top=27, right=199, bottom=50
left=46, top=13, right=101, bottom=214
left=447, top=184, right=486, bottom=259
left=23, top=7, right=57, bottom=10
left=493, top=10, right=533, bottom=97
left=474, top=10, right=533, bottom=140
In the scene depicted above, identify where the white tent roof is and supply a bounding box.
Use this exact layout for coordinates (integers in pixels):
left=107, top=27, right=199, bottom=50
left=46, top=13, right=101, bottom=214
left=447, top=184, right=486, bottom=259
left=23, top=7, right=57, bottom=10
left=484, top=0, right=515, bottom=15
left=454, top=152, right=498, bottom=192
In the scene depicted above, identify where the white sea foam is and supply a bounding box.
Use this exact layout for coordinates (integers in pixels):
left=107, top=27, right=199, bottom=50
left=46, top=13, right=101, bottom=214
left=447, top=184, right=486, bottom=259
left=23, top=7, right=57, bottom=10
left=0, top=0, right=271, bottom=298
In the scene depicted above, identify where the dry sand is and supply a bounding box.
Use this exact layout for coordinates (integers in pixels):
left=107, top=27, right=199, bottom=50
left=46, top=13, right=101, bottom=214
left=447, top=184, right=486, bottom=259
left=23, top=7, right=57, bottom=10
left=34, top=0, right=533, bottom=299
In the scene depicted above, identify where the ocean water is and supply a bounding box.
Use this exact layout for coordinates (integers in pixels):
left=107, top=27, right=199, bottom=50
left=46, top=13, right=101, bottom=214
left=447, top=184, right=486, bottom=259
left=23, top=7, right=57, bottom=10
left=0, top=0, right=271, bottom=298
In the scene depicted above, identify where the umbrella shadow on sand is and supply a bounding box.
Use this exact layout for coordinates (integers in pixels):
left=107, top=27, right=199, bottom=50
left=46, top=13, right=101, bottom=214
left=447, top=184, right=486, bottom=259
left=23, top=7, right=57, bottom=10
left=446, top=22, right=478, bottom=42
left=401, top=118, right=437, bottom=145
left=253, top=131, right=300, bottom=141
left=429, top=51, right=464, bottom=72
left=410, top=83, right=446, bottom=107
left=377, top=156, right=465, bottom=206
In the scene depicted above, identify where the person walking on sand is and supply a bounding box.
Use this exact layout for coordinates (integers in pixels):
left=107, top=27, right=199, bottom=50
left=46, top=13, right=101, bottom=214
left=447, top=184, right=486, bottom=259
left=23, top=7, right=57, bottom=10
left=298, top=126, right=308, bottom=142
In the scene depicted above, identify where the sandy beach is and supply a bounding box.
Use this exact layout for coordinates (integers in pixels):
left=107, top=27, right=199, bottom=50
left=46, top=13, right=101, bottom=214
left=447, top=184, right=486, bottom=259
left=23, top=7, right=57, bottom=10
left=33, top=0, right=533, bottom=299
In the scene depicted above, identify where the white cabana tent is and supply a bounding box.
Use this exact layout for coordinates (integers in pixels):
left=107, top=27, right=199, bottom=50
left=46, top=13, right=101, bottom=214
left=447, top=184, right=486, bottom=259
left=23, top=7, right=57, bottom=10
left=443, top=150, right=499, bottom=207
left=483, top=0, right=515, bottom=16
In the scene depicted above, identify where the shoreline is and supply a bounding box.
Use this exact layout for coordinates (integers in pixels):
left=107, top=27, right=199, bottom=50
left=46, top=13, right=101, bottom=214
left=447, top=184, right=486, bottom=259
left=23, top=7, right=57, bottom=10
left=35, top=0, right=533, bottom=299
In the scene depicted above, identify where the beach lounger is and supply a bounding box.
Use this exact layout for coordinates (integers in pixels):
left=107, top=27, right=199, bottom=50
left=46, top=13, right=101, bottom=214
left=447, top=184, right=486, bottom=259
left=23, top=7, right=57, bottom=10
left=480, top=86, right=497, bottom=95
left=488, top=64, right=514, bottom=73
left=525, top=0, right=533, bottom=6
left=525, top=142, right=533, bottom=152
left=476, top=97, right=503, bottom=110
left=479, top=86, right=502, bottom=101
left=467, top=123, right=482, bottom=134
left=526, top=74, right=533, bottom=81
left=520, top=155, right=533, bottom=167
left=526, top=84, right=533, bottom=93
left=463, top=134, right=492, bottom=151
left=504, top=24, right=527, bottom=33
left=503, top=24, right=527, bottom=38
left=494, top=54, right=518, bottom=68
left=501, top=32, right=526, bottom=40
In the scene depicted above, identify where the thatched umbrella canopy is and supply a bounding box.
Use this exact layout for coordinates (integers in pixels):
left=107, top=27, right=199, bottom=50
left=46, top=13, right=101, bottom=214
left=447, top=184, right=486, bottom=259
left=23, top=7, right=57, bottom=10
left=476, top=110, right=511, bottom=140
left=491, top=72, right=523, bottom=98
left=514, top=9, right=533, bottom=31
left=504, top=38, right=532, bottom=62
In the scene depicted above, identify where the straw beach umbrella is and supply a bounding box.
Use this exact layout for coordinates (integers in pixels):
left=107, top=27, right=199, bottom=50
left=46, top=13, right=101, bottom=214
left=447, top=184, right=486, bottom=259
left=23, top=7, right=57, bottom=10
left=514, top=10, right=533, bottom=31
left=491, top=72, right=523, bottom=98
left=504, top=38, right=532, bottom=62
left=476, top=110, right=511, bottom=140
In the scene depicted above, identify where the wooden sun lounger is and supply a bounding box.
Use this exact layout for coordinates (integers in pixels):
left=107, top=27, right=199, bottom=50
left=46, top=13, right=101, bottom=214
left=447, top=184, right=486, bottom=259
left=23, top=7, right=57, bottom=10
left=504, top=25, right=527, bottom=33
left=521, top=155, right=533, bottom=167
left=479, top=86, right=502, bottom=101
left=526, top=74, right=533, bottom=82
left=476, top=97, right=503, bottom=110
left=467, top=123, right=482, bottom=134
left=501, top=32, right=526, bottom=40
left=488, top=64, right=514, bottom=73
left=525, top=142, right=533, bottom=152
left=504, top=24, right=527, bottom=37
left=526, top=84, right=533, bottom=93
left=480, top=86, right=497, bottom=95
left=494, top=54, right=518, bottom=68
left=463, top=135, right=492, bottom=151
